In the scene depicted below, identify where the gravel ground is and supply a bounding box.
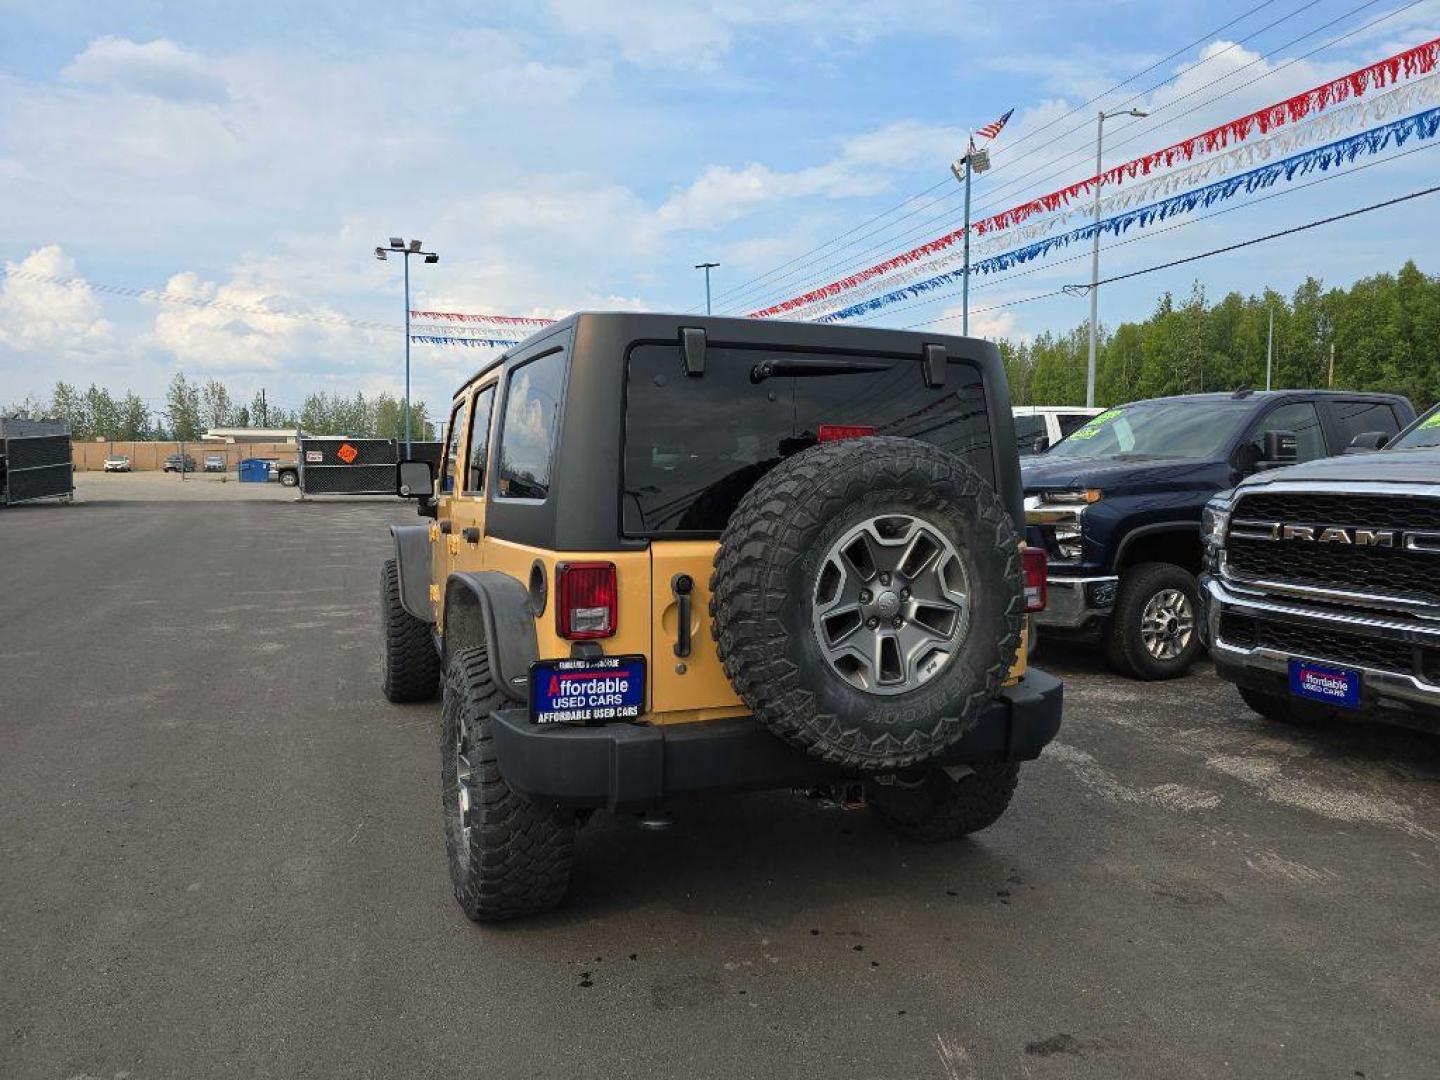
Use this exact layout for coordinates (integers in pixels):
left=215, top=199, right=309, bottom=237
left=1, top=498, right=1437, bottom=1079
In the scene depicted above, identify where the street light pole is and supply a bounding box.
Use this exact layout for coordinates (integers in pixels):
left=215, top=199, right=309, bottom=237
left=695, top=262, right=720, bottom=314
left=1086, top=108, right=1147, bottom=408
left=375, top=238, right=440, bottom=455
left=950, top=142, right=991, bottom=337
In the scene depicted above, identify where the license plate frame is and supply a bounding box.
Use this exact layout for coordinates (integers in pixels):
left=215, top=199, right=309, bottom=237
left=1288, top=658, right=1361, bottom=710
left=528, top=654, right=646, bottom=726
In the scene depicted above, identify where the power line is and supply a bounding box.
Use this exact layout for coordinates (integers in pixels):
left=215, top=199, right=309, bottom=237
left=1079, top=181, right=1440, bottom=289
left=859, top=131, right=1440, bottom=329
left=707, top=0, right=1307, bottom=312
left=728, top=0, right=1418, bottom=317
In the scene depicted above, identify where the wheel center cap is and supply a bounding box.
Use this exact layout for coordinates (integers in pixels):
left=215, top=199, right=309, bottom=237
left=874, top=590, right=901, bottom=618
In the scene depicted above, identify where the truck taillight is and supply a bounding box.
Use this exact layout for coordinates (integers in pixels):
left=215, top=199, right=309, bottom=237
left=1021, top=546, right=1047, bottom=612
left=556, top=562, right=617, bottom=640
left=817, top=424, right=876, bottom=442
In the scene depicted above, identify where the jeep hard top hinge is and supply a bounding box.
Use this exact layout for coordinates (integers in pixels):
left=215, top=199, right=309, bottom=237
left=681, top=326, right=706, bottom=377
left=923, top=343, right=947, bottom=389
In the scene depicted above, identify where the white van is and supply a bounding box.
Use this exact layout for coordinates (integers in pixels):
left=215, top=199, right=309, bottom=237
left=1012, top=405, right=1103, bottom=455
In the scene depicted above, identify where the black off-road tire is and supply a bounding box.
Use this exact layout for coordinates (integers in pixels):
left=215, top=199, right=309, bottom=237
left=380, top=558, right=440, bottom=703
left=710, top=436, right=1025, bottom=772
left=1238, top=687, right=1333, bottom=726
left=1104, top=561, right=1203, bottom=681
left=279, top=470, right=299, bottom=487
left=868, top=763, right=1021, bottom=841
left=441, top=646, right=575, bottom=922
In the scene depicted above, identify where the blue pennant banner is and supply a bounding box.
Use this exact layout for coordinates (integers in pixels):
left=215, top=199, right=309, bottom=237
left=819, top=105, right=1440, bottom=323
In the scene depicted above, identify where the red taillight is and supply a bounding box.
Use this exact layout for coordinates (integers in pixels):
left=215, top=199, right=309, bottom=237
left=556, top=562, right=617, bottom=640
left=1021, top=546, right=1047, bottom=613
left=817, top=424, right=876, bottom=443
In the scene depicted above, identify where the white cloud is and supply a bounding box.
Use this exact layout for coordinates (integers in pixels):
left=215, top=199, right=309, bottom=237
left=543, top=0, right=990, bottom=69
left=141, top=268, right=379, bottom=374
left=0, top=245, right=113, bottom=355
left=63, top=36, right=230, bottom=103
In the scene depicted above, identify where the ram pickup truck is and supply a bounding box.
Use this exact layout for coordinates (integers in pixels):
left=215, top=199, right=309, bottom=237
left=1203, top=403, right=1440, bottom=733
left=1024, top=390, right=1413, bottom=679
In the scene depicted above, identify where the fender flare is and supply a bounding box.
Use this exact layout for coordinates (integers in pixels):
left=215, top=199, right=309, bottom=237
left=442, top=571, right=538, bottom=704
left=1112, top=520, right=1200, bottom=573
left=388, top=524, right=434, bottom=623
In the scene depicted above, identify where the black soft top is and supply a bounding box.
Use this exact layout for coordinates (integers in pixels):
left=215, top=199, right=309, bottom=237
left=463, top=312, right=1023, bottom=552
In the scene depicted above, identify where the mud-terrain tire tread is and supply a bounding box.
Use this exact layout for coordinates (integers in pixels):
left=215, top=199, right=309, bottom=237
left=710, top=436, right=1024, bottom=772
left=380, top=558, right=441, bottom=703
left=442, top=646, right=575, bottom=922
left=869, top=763, right=1022, bottom=841
left=377, top=561, right=437, bottom=705
left=1104, top=561, right=1203, bottom=681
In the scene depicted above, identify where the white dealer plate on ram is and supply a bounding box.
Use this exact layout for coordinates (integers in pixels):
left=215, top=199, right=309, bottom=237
left=528, top=655, right=646, bottom=725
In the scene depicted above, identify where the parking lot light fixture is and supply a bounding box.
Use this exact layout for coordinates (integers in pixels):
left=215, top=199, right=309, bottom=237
left=374, top=236, right=441, bottom=453
left=1086, top=107, right=1149, bottom=407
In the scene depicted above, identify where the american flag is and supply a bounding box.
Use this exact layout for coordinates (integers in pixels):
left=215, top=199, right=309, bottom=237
left=975, top=108, right=1014, bottom=141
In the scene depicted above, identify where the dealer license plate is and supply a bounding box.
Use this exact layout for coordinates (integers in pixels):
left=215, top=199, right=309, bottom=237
left=1288, top=659, right=1361, bottom=710
left=528, top=655, right=646, bottom=725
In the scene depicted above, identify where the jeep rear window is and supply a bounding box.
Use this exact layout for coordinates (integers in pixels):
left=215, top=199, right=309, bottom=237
left=623, top=344, right=994, bottom=535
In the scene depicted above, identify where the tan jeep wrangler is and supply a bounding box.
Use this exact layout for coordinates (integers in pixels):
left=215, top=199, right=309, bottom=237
left=381, top=313, right=1061, bottom=921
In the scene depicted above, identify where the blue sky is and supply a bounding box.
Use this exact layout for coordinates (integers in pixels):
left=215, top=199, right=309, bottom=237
left=2, top=0, right=1438, bottom=417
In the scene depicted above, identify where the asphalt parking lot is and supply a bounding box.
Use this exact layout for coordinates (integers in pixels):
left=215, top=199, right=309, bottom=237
left=2, top=493, right=1438, bottom=1080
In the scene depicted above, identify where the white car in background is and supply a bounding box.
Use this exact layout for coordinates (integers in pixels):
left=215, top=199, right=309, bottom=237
left=1012, top=405, right=1104, bottom=455
left=103, top=455, right=132, bottom=472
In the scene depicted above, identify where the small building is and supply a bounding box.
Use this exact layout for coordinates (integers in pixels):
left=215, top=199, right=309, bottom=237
left=202, top=427, right=307, bottom=445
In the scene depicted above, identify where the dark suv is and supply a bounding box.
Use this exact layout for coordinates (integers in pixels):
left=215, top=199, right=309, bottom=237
left=1023, top=390, right=1413, bottom=679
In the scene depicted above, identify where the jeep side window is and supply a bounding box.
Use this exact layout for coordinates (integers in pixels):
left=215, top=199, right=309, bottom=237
left=1250, top=401, right=1325, bottom=463
left=1057, top=413, right=1094, bottom=437
left=464, top=385, right=496, bottom=495
left=497, top=350, right=567, bottom=501
left=441, top=399, right=466, bottom=494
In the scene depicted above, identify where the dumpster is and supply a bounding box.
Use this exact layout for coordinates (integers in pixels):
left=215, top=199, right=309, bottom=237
left=0, top=417, right=74, bottom=506
left=238, top=457, right=271, bottom=483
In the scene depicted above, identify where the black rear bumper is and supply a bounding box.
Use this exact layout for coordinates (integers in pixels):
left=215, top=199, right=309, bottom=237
left=489, top=668, right=1063, bottom=809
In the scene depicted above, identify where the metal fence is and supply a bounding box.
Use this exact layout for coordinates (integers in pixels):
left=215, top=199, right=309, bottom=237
left=0, top=418, right=74, bottom=506
left=297, top=438, right=442, bottom=496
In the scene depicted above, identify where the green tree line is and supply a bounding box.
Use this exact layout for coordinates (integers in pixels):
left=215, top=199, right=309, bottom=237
left=1000, top=259, right=1440, bottom=410
left=3, top=373, right=432, bottom=441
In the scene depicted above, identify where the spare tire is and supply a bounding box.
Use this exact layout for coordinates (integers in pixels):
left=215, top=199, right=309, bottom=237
left=711, top=436, right=1024, bottom=772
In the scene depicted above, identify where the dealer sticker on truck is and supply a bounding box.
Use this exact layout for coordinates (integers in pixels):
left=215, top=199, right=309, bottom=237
left=529, top=655, right=646, bottom=725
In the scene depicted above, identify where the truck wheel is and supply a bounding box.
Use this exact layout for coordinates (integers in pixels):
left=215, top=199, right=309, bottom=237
left=868, top=764, right=1021, bottom=841
left=441, top=646, right=575, bottom=922
left=1105, top=562, right=1202, bottom=680
left=1238, top=687, right=1333, bottom=726
left=711, top=437, right=1024, bottom=772
left=380, top=558, right=440, bottom=703
left=279, top=470, right=299, bottom=488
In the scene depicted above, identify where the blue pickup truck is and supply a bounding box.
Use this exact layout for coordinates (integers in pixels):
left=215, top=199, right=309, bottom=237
left=1023, top=389, right=1414, bottom=680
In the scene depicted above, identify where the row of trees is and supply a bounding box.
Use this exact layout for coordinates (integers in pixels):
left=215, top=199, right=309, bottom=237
left=1002, top=260, right=1440, bottom=409
left=4, top=373, right=433, bottom=441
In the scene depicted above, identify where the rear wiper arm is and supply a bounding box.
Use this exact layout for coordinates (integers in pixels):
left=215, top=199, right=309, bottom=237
left=750, top=358, right=890, bottom=383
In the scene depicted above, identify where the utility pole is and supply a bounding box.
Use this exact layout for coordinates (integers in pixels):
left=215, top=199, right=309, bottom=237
left=1328, top=342, right=1335, bottom=388
left=1265, top=307, right=1274, bottom=391
left=1086, top=108, right=1148, bottom=408
left=695, top=262, right=720, bottom=314
left=259, top=388, right=268, bottom=427
left=375, top=238, right=440, bottom=455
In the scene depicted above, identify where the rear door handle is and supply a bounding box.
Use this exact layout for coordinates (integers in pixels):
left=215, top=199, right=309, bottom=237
left=671, top=574, right=693, bottom=657
left=462, top=527, right=480, bottom=544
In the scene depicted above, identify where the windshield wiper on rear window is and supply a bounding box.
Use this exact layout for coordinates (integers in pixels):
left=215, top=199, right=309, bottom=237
left=749, top=357, right=891, bottom=383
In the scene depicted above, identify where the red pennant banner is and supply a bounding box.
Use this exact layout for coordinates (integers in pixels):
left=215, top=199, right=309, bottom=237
left=750, top=36, right=1440, bottom=319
